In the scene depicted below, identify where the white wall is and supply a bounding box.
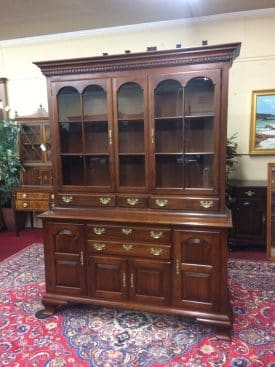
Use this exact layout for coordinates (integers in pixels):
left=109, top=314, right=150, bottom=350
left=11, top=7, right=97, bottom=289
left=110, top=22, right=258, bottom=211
left=1, top=9, right=275, bottom=180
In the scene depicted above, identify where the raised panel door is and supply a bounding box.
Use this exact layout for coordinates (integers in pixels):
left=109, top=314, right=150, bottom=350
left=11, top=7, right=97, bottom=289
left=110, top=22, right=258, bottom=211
left=87, top=255, right=128, bottom=301
left=44, top=222, right=86, bottom=295
left=173, top=230, right=220, bottom=311
left=128, top=259, right=171, bottom=306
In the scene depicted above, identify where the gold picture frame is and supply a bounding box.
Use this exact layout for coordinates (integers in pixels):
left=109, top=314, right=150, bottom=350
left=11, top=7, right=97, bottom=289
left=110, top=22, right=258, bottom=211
left=249, top=90, right=275, bottom=155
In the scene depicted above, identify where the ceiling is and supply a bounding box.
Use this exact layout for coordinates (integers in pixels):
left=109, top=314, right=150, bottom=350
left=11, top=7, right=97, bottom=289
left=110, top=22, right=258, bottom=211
left=1, top=0, right=275, bottom=42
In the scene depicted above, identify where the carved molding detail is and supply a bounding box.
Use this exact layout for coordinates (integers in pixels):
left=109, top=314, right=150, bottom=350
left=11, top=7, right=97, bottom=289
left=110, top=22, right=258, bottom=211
left=39, top=54, right=234, bottom=76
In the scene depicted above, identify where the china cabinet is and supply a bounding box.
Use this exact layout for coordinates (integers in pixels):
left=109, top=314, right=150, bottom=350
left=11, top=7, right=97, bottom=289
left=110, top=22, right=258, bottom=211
left=13, top=107, right=53, bottom=233
left=34, top=43, right=241, bottom=340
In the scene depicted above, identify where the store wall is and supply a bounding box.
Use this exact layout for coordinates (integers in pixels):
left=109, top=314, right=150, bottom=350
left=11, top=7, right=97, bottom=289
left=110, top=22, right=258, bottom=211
left=1, top=9, right=275, bottom=180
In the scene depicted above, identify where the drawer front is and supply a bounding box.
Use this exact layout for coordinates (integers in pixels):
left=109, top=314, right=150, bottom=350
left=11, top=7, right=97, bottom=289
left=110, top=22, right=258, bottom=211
left=86, top=224, right=171, bottom=244
left=117, top=195, right=148, bottom=208
left=149, top=196, right=219, bottom=211
left=57, top=193, right=116, bottom=207
left=16, top=192, right=51, bottom=200
left=15, top=200, right=50, bottom=211
left=87, top=240, right=171, bottom=260
left=233, top=187, right=266, bottom=199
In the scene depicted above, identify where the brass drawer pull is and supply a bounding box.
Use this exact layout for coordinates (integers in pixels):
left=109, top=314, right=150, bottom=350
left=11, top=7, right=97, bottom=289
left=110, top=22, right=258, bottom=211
left=93, top=227, right=105, bottom=235
left=62, top=195, right=73, bottom=203
left=99, top=197, right=111, bottom=205
left=127, top=198, right=139, bottom=206
left=93, top=243, right=106, bottom=251
left=155, top=199, right=168, bottom=207
left=200, top=200, right=214, bottom=209
left=122, top=244, right=133, bottom=251
left=23, top=202, right=28, bottom=208
left=80, top=251, right=84, bottom=266
left=150, top=230, right=163, bottom=239
left=150, top=247, right=163, bottom=256
left=122, top=272, right=126, bottom=287
left=22, top=193, right=27, bottom=199
left=122, top=228, right=132, bottom=235
left=245, top=190, right=255, bottom=197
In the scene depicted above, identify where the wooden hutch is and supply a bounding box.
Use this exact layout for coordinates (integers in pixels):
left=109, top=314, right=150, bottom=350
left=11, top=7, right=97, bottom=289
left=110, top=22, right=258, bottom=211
left=13, top=106, right=54, bottom=232
left=34, top=43, right=241, bottom=340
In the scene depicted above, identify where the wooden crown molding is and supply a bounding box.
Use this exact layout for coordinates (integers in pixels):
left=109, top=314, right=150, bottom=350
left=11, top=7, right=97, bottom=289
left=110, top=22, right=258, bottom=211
left=34, top=42, right=241, bottom=76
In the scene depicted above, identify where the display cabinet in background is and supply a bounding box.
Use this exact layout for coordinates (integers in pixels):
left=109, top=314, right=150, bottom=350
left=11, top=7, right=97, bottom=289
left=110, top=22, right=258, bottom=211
left=13, top=106, right=53, bottom=232
left=34, top=43, right=241, bottom=340
left=0, top=78, right=8, bottom=120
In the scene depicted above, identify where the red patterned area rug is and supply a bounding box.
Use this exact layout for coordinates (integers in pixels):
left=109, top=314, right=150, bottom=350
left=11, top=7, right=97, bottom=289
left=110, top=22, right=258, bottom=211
left=0, top=244, right=274, bottom=367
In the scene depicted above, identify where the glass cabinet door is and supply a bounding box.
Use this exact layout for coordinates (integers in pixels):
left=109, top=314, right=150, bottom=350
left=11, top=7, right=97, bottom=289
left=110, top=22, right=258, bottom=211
left=57, top=80, right=113, bottom=190
left=20, top=123, right=44, bottom=162
left=152, top=71, right=219, bottom=193
left=114, top=80, right=147, bottom=192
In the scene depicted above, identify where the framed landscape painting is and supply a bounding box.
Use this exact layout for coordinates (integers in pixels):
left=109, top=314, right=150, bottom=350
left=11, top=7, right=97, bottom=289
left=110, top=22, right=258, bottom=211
left=249, top=90, right=275, bottom=154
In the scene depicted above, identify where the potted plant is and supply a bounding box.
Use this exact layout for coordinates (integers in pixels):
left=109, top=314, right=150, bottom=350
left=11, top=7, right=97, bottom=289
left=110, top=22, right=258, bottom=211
left=0, top=118, right=25, bottom=231
left=226, top=132, right=239, bottom=208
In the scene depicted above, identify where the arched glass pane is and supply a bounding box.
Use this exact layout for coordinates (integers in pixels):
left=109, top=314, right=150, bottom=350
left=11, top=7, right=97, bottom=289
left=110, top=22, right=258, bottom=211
left=117, top=82, right=143, bottom=119
left=57, top=87, right=80, bottom=121
left=155, top=80, right=183, bottom=118
left=184, top=77, right=214, bottom=116
left=83, top=85, right=107, bottom=121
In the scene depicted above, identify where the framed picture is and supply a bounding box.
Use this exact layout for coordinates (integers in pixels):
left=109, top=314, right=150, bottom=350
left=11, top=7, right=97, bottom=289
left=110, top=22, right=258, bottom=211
left=249, top=90, right=275, bottom=154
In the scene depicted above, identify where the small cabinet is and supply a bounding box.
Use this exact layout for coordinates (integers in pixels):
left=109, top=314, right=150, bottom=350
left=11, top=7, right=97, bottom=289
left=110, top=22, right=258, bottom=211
left=267, top=163, right=275, bottom=260
left=44, top=222, right=86, bottom=295
left=229, top=180, right=266, bottom=248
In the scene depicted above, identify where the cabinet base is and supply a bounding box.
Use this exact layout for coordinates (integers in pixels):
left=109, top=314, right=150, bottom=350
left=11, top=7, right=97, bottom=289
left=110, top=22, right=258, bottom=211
left=37, top=293, right=232, bottom=340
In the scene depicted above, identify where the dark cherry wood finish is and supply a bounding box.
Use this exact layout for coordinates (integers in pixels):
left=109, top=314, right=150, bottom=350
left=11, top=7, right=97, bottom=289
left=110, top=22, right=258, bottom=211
left=266, top=164, right=275, bottom=260
left=34, top=43, right=241, bottom=340
left=229, top=180, right=266, bottom=249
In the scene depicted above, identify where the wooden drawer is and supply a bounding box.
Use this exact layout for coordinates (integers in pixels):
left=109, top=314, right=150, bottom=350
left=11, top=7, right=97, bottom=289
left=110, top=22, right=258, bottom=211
left=87, top=240, right=171, bottom=260
left=117, top=195, right=148, bottom=208
left=149, top=196, right=219, bottom=211
left=16, top=192, right=51, bottom=200
left=15, top=200, right=50, bottom=211
left=86, top=224, right=171, bottom=244
left=232, top=187, right=266, bottom=199
left=57, top=193, right=116, bottom=207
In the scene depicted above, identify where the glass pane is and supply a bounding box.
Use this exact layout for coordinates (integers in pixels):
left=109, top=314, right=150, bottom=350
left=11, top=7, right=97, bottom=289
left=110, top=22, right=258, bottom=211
left=155, top=80, right=183, bottom=118
left=185, top=154, right=213, bottom=188
left=86, top=156, right=110, bottom=186
left=156, top=155, right=183, bottom=188
left=185, top=117, right=214, bottom=153
left=119, top=120, right=144, bottom=154
left=184, top=77, right=214, bottom=116
left=21, top=125, right=42, bottom=162
left=60, top=122, right=83, bottom=153
left=155, top=118, right=183, bottom=153
left=61, top=156, right=84, bottom=185
left=84, top=122, right=108, bottom=154
left=119, top=156, right=145, bottom=187
left=45, top=124, right=51, bottom=161
left=58, top=87, right=81, bottom=121
left=118, top=83, right=143, bottom=119
left=83, top=85, right=107, bottom=121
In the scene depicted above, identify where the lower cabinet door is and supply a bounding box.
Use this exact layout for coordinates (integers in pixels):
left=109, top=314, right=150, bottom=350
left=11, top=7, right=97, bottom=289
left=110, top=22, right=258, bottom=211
left=44, top=222, right=86, bottom=296
left=173, top=230, right=220, bottom=312
left=129, top=259, right=171, bottom=306
left=87, top=255, right=128, bottom=301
